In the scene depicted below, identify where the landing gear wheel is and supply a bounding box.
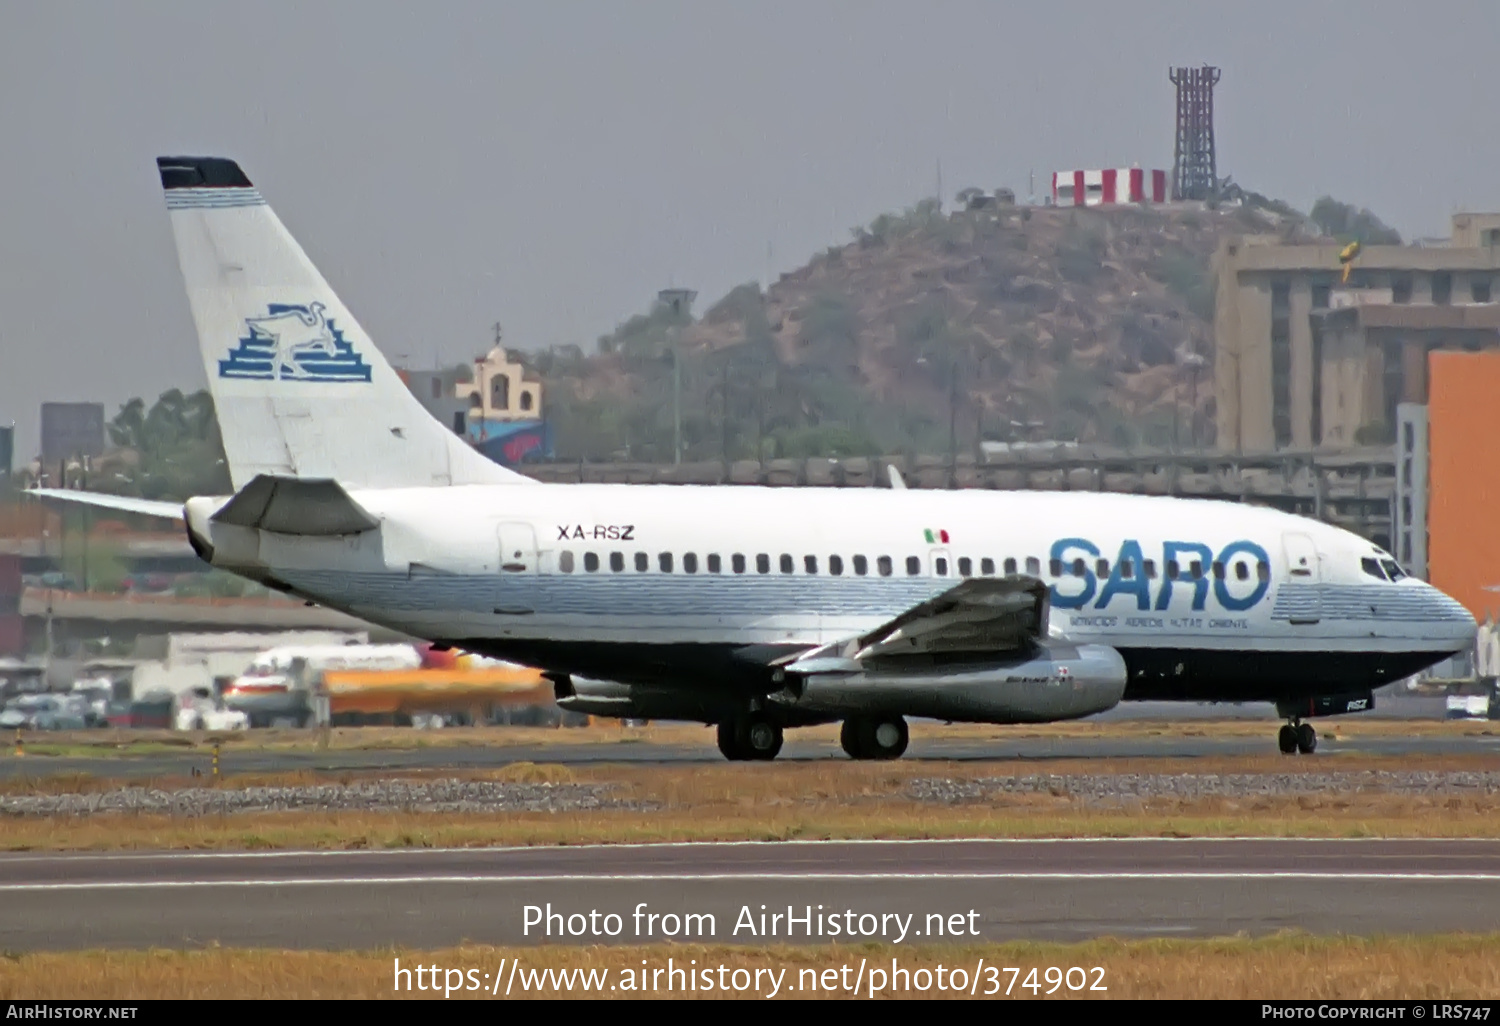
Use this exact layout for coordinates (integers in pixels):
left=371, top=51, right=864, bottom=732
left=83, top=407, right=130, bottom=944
left=840, top=718, right=864, bottom=759
left=717, top=720, right=748, bottom=761
left=840, top=715, right=908, bottom=760
left=1295, top=723, right=1317, bottom=754
left=741, top=715, right=783, bottom=761
left=718, top=715, right=783, bottom=761
left=1278, top=724, right=1297, bottom=754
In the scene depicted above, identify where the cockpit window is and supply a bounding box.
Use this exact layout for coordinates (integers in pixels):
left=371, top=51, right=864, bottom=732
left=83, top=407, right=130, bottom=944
left=1361, top=557, right=1386, bottom=581
left=1381, top=559, right=1406, bottom=581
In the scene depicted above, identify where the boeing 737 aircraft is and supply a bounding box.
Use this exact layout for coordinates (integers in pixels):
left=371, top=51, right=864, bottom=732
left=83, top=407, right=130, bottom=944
left=30, top=157, right=1477, bottom=761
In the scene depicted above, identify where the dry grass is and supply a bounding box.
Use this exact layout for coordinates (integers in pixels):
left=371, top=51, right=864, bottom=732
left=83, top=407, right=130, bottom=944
left=4, top=754, right=1500, bottom=851
left=14, top=717, right=1498, bottom=758
left=3, top=934, right=1498, bottom=999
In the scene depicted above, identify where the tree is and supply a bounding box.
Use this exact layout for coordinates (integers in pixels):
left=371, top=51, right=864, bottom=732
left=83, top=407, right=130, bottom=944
left=1309, top=196, right=1402, bottom=245
left=101, top=389, right=230, bottom=500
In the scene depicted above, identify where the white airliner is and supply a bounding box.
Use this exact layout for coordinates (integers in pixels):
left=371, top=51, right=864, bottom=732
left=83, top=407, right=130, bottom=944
left=31, top=157, right=1476, bottom=760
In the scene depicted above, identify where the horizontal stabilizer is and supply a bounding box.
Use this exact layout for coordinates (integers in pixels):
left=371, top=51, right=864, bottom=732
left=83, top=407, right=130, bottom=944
left=210, top=475, right=379, bottom=535
left=26, top=489, right=184, bottom=521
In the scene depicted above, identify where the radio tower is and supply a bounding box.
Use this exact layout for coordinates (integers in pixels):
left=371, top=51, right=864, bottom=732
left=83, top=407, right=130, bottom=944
left=1169, top=65, right=1220, bottom=201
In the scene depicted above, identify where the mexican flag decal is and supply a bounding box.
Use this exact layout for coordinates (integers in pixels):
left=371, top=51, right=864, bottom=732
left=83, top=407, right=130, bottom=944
left=923, top=528, right=950, bottom=544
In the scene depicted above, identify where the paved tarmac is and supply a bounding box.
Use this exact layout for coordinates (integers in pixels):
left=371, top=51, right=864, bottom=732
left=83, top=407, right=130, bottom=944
left=2, top=839, right=1498, bottom=950
left=2, top=727, right=1498, bottom=781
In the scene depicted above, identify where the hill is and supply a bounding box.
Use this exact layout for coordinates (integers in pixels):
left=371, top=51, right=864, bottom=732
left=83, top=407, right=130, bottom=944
left=533, top=195, right=1314, bottom=463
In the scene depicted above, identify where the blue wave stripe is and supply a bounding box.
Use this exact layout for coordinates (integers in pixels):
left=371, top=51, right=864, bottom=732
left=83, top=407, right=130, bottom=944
left=272, top=571, right=1471, bottom=624
left=1271, top=585, right=1471, bottom=622
left=165, top=189, right=266, bottom=209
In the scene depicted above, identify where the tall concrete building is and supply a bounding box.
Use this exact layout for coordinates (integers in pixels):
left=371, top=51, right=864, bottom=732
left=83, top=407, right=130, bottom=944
left=1214, top=213, right=1500, bottom=452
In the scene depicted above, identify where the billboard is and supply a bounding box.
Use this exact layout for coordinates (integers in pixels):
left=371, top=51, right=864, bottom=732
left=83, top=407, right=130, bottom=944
left=470, top=418, right=552, bottom=466
left=40, top=402, right=104, bottom=465
left=1427, top=352, right=1500, bottom=618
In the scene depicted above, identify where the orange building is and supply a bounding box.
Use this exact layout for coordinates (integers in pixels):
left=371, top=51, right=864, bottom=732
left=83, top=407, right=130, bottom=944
left=1427, top=351, right=1500, bottom=618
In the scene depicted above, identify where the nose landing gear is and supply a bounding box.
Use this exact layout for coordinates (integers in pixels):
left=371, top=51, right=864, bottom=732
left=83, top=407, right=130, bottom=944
left=1278, top=720, right=1317, bottom=755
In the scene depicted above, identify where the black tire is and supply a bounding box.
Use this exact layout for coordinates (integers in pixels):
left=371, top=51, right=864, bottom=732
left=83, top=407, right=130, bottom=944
left=840, top=718, right=865, bottom=759
left=842, top=715, right=908, bottom=760
left=717, top=720, right=747, bottom=761
left=1295, top=723, right=1317, bottom=754
left=742, top=715, right=783, bottom=761
left=864, top=716, right=909, bottom=760
left=1278, top=724, right=1297, bottom=754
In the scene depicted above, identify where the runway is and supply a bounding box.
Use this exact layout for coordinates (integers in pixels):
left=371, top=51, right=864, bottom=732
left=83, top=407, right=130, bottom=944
left=3, top=839, right=1499, bottom=950
left=3, top=727, right=1498, bottom=781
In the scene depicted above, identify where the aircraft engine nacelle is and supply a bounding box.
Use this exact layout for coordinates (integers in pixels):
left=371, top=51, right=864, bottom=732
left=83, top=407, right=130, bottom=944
left=773, top=642, right=1128, bottom=724
left=552, top=675, right=743, bottom=722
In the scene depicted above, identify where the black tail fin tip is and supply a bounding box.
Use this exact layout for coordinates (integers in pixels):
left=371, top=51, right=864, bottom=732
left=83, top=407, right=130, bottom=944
left=157, top=156, right=252, bottom=190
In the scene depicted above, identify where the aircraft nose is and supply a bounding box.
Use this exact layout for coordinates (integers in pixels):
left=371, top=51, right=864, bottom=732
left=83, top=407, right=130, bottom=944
left=1422, top=581, right=1477, bottom=651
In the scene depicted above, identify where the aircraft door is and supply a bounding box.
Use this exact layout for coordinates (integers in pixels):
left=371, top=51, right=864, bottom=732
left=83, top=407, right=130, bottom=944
left=497, top=522, right=538, bottom=574
left=1281, top=532, right=1321, bottom=624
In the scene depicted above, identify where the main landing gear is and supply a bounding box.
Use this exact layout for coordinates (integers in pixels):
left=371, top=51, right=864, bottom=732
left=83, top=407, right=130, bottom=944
left=840, top=714, right=909, bottom=761
left=716, top=712, right=783, bottom=761
left=1278, top=720, right=1317, bottom=755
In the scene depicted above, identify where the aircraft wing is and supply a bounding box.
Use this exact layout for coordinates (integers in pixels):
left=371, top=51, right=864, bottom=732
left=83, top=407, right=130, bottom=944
left=26, top=489, right=184, bottom=521
left=771, top=576, right=1054, bottom=674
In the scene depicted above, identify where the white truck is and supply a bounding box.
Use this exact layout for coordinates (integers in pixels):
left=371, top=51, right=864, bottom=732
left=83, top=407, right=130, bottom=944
left=173, top=686, right=251, bottom=731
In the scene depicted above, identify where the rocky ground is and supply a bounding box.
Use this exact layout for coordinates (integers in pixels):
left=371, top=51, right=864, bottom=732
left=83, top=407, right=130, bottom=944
left=908, top=771, right=1500, bottom=805
left=0, top=779, right=647, bottom=817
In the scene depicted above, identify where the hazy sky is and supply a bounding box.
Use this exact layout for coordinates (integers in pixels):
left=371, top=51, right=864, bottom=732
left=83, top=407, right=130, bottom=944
left=2, top=1, right=1496, bottom=461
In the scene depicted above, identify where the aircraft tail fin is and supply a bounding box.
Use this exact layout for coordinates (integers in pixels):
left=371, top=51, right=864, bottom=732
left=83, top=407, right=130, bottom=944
left=157, top=156, right=536, bottom=492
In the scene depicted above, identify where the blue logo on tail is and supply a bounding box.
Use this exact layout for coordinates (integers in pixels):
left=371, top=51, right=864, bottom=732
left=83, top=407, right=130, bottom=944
left=219, top=303, right=373, bottom=382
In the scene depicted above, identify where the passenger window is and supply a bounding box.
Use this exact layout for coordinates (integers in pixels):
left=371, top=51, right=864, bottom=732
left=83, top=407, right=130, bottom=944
left=780, top=554, right=794, bottom=574
left=1026, top=557, right=1040, bottom=575
left=707, top=554, right=721, bottom=573
left=1382, top=560, right=1406, bottom=581
left=853, top=555, right=868, bottom=575
left=804, top=555, right=818, bottom=574
left=1166, top=560, right=1180, bottom=580
left=635, top=552, right=649, bottom=572
left=559, top=551, right=575, bottom=573
left=829, top=555, right=843, bottom=576
left=1095, top=559, right=1109, bottom=578
left=998, top=557, right=1012, bottom=575
left=1189, top=560, right=1203, bottom=580
left=877, top=556, right=893, bottom=577
left=609, top=552, right=624, bottom=572
left=1144, top=559, right=1157, bottom=579
left=1362, top=558, right=1386, bottom=580
left=958, top=557, right=971, bottom=577
left=732, top=554, right=746, bottom=574
left=983, top=558, right=997, bottom=576
left=905, top=556, right=921, bottom=575
left=1235, top=561, right=1249, bottom=581
left=935, top=557, right=949, bottom=577
left=1120, top=559, right=1133, bottom=579
left=683, top=553, right=698, bottom=574
left=1211, top=561, right=1225, bottom=580
left=1071, top=558, right=1087, bottom=577
left=584, top=552, right=599, bottom=572
left=1257, top=561, right=1271, bottom=582
left=756, top=554, right=770, bottom=574
left=658, top=552, right=673, bottom=573
left=1049, top=558, right=1063, bottom=577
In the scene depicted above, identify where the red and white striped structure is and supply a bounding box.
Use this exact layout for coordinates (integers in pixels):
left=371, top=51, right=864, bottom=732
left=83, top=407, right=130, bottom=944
left=1052, top=169, right=1169, bottom=206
